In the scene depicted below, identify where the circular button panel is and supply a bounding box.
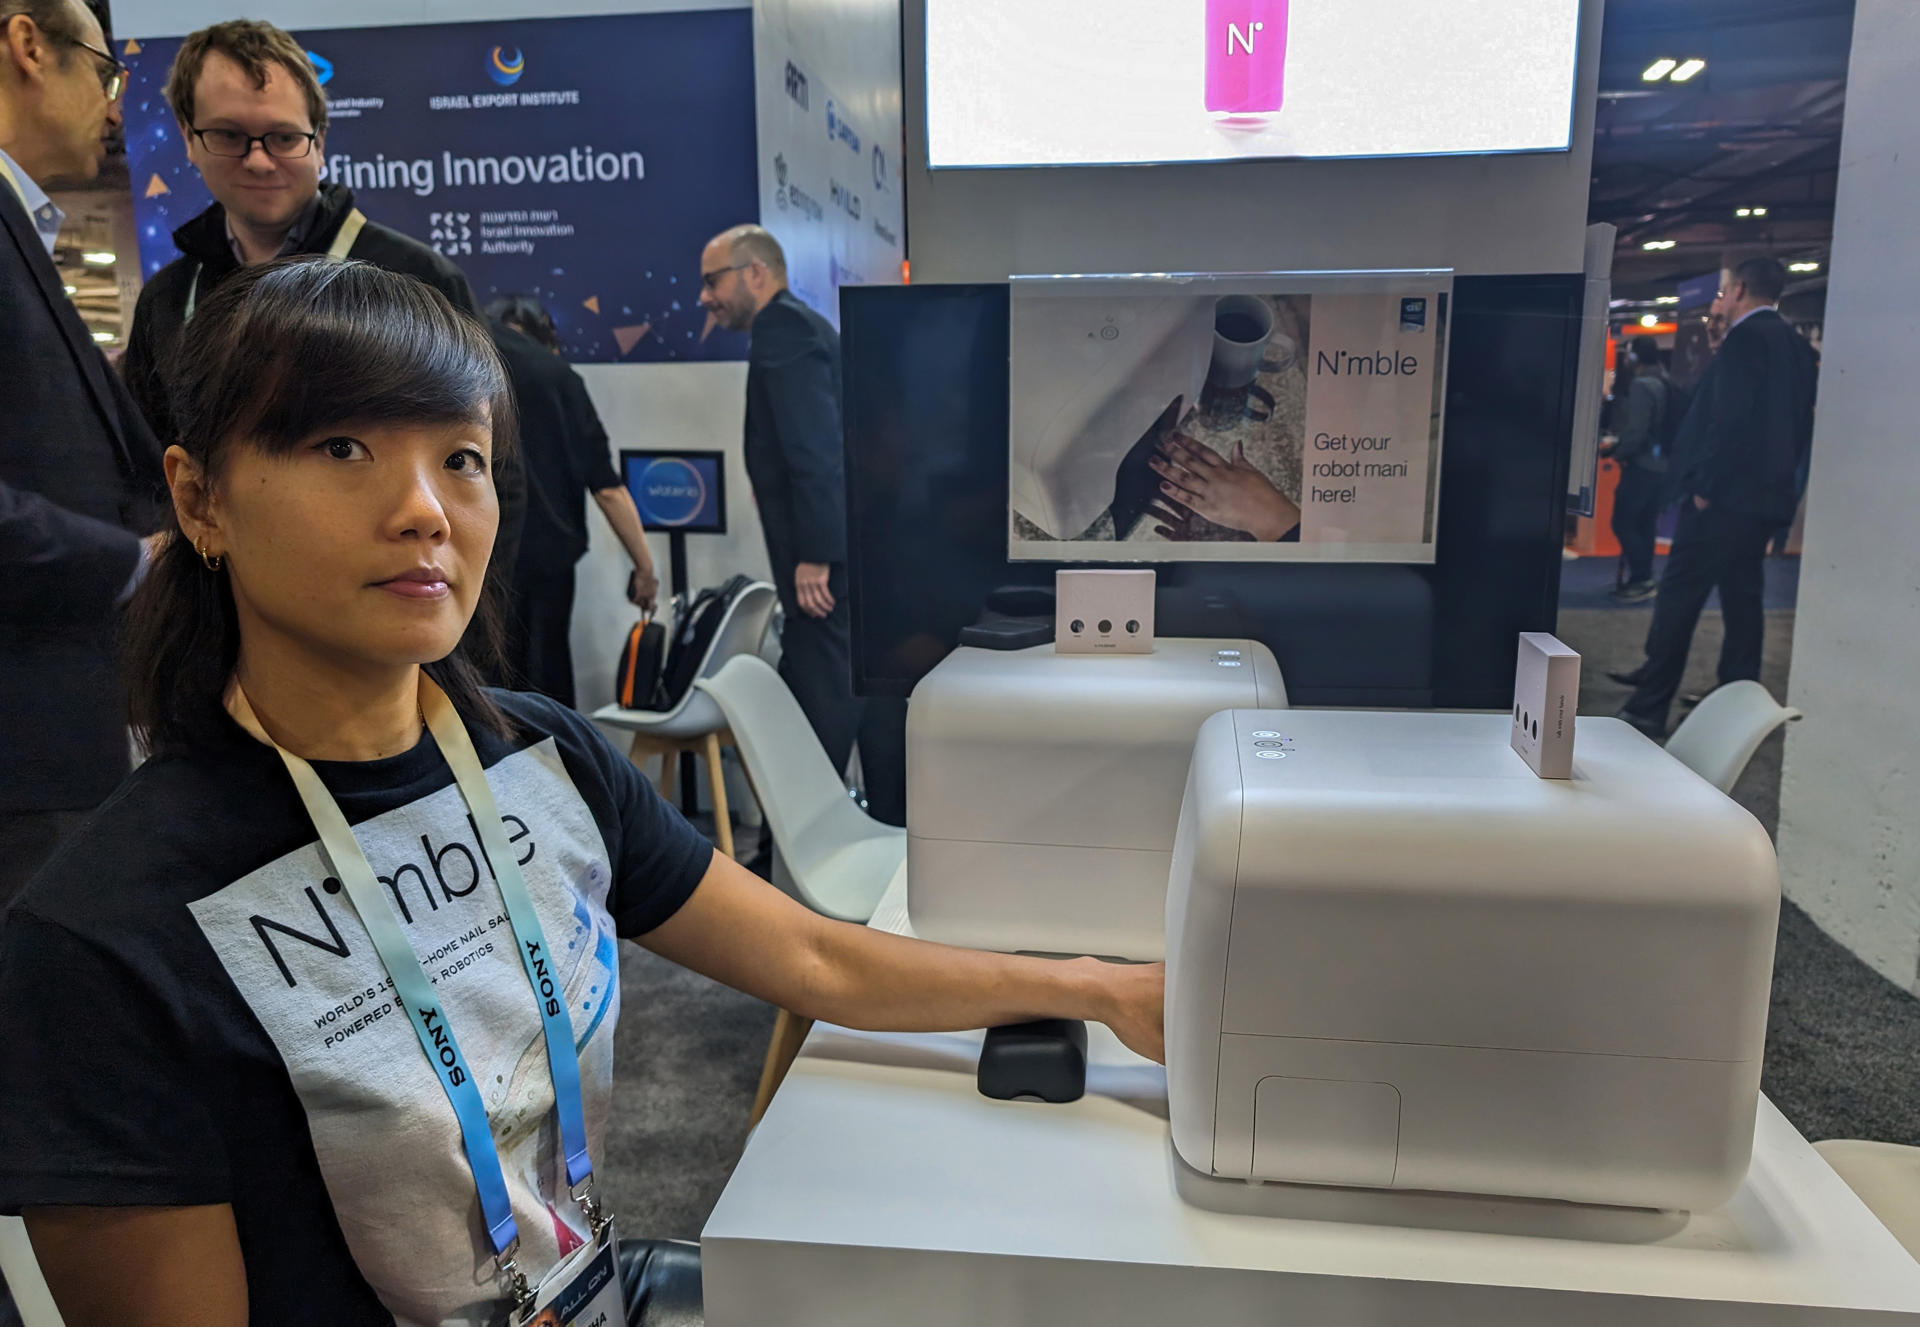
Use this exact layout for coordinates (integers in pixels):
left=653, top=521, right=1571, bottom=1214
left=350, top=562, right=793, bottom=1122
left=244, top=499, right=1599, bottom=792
left=1250, top=730, right=1282, bottom=739
left=1255, top=750, right=1288, bottom=760
left=1255, top=741, right=1287, bottom=748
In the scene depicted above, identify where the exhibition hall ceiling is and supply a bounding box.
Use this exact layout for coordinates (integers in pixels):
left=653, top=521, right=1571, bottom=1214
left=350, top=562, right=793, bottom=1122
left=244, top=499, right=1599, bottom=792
left=1592, top=0, right=1854, bottom=300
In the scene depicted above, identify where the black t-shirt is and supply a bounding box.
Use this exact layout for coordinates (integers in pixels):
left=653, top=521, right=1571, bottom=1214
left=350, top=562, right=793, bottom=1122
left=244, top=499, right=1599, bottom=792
left=488, top=318, right=621, bottom=578
left=0, top=690, right=712, bottom=1325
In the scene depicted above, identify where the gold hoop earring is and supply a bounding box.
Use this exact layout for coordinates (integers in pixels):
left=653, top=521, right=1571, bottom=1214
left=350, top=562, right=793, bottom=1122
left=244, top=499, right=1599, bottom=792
left=196, top=538, right=225, bottom=571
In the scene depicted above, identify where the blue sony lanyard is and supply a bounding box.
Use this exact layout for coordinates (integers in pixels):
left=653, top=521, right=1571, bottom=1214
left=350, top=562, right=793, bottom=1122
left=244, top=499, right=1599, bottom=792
left=228, top=678, right=596, bottom=1271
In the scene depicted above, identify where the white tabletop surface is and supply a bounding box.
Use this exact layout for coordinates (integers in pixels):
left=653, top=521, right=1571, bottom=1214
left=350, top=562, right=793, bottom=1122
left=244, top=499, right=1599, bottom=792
left=702, top=870, right=1920, bottom=1325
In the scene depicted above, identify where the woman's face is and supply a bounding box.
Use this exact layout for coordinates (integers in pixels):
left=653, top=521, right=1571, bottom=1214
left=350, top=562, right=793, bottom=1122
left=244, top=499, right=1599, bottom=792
left=197, top=413, right=498, bottom=672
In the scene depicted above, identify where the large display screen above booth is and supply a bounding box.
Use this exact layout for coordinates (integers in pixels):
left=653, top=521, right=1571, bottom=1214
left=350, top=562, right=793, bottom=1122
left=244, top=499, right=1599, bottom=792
left=924, top=0, right=1580, bottom=169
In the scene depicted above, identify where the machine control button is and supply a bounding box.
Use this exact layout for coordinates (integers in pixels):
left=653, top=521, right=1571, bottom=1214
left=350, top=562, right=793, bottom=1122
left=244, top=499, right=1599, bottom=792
left=1217, top=660, right=1243, bottom=667
left=1250, top=730, right=1282, bottom=738
left=1255, top=750, right=1288, bottom=760
left=1069, top=619, right=1084, bottom=634
left=1099, top=324, right=1119, bottom=341
left=1216, top=649, right=1242, bottom=657
left=1255, top=741, right=1287, bottom=748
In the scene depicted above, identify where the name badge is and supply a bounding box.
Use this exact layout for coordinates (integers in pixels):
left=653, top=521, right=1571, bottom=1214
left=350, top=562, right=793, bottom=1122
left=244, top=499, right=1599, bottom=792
left=515, top=1223, right=623, bottom=1327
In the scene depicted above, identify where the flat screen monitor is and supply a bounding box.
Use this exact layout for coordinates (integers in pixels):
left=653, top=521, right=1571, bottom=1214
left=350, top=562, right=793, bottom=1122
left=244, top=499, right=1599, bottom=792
left=924, top=0, right=1581, bottom=170
left=621, top=449, right=727, bottom=535
left=841, top=278, right=1579, bottom=708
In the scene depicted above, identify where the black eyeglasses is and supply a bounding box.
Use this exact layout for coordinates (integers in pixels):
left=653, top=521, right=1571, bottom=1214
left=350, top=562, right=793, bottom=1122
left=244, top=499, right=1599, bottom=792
left=190, top=126, right=319, bottom=159
left=699, top=262, right=753, bottom=291
left=67, top=36, right=126, bottom=100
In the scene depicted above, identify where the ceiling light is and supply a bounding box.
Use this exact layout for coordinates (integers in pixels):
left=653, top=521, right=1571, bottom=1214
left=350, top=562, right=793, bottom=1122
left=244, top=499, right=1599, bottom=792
left=1752, top=206, right=1767, bottom=216
left=1735, top=208, right=1750, bottom=217
left=91, top=331, right=114, bottom=343
left=1642, top=240, right=1676, bottom=251
left=1656, top=296, right=1679, bottom=305
left=1789, top=261, right=1820, bottom=272
left=1671, top=59, right=1707, bottom=82
left=1642, top=58, right=1677, bottom=81
left=1640, top=314, right=1660, bottom=327
left=81, top=250, right=116, bottom=265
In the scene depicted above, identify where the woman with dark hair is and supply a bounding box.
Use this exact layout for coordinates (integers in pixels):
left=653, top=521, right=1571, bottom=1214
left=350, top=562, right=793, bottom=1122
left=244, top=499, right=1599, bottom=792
left=0, top=259, right=1163, bottom=1326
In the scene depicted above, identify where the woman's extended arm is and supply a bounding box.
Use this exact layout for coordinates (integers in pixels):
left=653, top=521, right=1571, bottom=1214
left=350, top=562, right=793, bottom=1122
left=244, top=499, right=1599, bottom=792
left=25, top=1203, right=247, bottom=1327
left=640, top=854, right=1165, bottom=1062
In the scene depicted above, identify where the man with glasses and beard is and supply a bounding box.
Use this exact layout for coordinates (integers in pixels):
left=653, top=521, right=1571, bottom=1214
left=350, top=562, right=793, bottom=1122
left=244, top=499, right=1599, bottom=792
left=120, top=20, right=529, bottom=574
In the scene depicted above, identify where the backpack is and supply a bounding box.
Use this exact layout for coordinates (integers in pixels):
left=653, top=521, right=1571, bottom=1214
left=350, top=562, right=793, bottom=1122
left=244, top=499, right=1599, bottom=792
left=615, top=614, right=666, bottom=709
left=1649, top=375, right=1692, bottom=463
left=644, top=574, right=756, bottom=712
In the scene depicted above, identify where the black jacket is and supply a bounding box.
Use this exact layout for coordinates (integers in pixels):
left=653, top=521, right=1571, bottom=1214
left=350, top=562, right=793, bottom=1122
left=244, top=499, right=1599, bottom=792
left=1611, top=367, right=1671, bottom=474
left=1668, top=308, right=1818, bottom=524
left=0, top=178, right=166, bottom=812
left=744, top=290, right=846, bottom=576
left=487, top=317, right=619, bottom=579
left=123, top=182, right=481, bottom=449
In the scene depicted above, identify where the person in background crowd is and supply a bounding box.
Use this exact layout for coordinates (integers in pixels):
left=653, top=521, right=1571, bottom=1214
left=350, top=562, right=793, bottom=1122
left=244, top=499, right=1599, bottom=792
left=486, top=294, right=660, bottom=706
left=695, top=228, right=867, bottom=769
left=1601, top=336, right=1675, bottom=603
left=120, top=19, right=525, bottom=573
left=1612, top=257, right=1818, bottom=738
left=0, top=259, right=1164, bottom=1325
left=0, top=0, right=165, bottom=907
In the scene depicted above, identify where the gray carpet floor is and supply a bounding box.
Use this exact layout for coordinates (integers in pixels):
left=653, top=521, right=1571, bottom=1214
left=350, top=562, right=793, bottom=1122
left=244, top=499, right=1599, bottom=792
left=600, top=588, right=1920, bottom=1242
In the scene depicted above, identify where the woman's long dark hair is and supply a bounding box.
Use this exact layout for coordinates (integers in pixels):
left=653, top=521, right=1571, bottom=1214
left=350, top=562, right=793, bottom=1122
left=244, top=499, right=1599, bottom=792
left=124, top=258, right=520, bottom=753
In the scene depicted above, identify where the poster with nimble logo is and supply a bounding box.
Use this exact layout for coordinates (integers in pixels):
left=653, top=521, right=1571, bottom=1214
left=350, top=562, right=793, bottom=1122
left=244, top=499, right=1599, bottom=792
left=1009, top=271, right=1451, bottom=563
left=121, top=10, right=758, bottom=363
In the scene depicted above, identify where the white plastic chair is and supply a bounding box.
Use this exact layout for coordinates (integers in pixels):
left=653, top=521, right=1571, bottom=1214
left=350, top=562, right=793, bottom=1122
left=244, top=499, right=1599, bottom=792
left=696, top=654, right=907, bottom=1121
left=1815, top=1140, right=1920, bottom=1261
left=592, top=582, right=778, bottom=859
left=0, top=1215, right=65, bottom=1326
left=1663, top=680, right=1803, bottom=794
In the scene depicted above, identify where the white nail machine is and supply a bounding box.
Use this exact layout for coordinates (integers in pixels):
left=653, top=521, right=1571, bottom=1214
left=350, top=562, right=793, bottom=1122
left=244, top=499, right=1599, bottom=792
left=907, top=639, right=1286, bottom=960
left=1166, top=709, right=1780, bottom=1211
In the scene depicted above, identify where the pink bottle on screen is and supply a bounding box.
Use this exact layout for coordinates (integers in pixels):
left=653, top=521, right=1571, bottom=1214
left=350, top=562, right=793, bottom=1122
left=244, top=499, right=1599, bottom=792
left=1205, top=0, right=1289, bottom=116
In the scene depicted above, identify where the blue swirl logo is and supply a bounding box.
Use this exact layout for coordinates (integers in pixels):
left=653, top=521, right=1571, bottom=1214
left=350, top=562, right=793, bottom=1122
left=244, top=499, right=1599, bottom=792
left=488, top=45, right=525, bottom=86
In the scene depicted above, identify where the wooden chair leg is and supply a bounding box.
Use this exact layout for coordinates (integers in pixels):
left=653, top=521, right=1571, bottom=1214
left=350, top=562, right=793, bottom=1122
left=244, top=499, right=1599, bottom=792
left=703, top=729, right=735, bottom=859
left=750, top=1008, right=814, bottom=1127
left=658, top=740, right=678, bottom=805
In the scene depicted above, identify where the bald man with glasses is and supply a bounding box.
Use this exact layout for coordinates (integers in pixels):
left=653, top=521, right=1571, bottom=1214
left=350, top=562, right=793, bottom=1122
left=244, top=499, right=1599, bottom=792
left=696, top=225, right=908, bottom=821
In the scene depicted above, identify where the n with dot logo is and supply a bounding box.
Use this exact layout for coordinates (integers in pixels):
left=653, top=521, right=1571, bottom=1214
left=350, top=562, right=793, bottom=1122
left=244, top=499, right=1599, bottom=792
left=1205, top=0, right=1289, bottom=116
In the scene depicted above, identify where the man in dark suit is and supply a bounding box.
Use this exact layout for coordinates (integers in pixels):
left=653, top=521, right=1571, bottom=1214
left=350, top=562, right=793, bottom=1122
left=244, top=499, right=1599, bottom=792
left=0, top=0, right=165, bottom=907
left=696, top=225, right=865, bottom=775
left=1614, top=256, right=1818, bottom=737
